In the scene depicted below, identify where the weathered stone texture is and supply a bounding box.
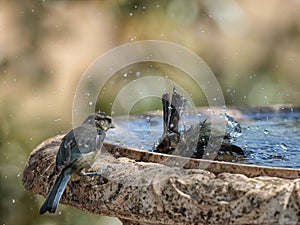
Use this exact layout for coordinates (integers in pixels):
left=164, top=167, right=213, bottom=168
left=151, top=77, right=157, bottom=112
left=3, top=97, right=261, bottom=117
left=23, top=135, right=300, bottom=224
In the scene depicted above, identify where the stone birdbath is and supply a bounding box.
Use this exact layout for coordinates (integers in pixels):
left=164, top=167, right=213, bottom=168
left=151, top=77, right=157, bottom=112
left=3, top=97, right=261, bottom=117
left=22, top=89, right=300, bottom=225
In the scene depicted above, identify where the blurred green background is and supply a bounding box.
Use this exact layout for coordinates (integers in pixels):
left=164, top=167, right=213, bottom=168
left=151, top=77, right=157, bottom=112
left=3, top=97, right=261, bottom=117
left=0, top=0, right=299, bottom=224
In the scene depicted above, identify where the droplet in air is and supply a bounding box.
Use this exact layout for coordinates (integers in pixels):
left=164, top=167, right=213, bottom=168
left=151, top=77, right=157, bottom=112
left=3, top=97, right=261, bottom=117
left=12, top=199, right=16, bottom=204
left=130, top=36, right=136, bottom=41
left=280, top=143, right=288, bottom=151
left=263, top=129, right=269, bottom=135
left=88, top=101, right=93, bottom=106
left=84, top=142, right=90, bottom=148
left=146, top=116, right=151, bottom=123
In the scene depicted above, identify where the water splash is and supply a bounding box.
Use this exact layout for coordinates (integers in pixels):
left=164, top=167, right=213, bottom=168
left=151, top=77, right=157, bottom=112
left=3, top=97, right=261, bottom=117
left=225, top=114, right=242, bottom=139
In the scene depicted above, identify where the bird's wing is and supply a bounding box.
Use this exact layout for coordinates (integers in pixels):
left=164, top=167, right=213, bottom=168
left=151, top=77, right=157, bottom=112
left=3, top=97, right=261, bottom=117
left=55, top=125, right=106, bottom=172
left=55, top=129, right=76, bottom=172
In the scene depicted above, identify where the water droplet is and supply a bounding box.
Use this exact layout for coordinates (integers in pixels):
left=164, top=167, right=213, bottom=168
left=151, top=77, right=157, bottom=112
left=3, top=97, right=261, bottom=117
left=12, top=199, right=15, bottom=204
left=146, top=116, right=151, bottom=123
left=225, top=115, right=242, bottom=139
left=135, top=71, right=141, bottom=77
left=130, top=36, right=136, bottom=41
left=84, top=143, right=90, bottom=148
left=129, top=12, right=133, bottom=16
left=280, top=143, right=288, bottom=151
left=263, top=129, right=269, bottom=135
left=54, top=118, right=61, bottom=122
left=88, top=101, right=93, bottom=106
left=123, top=72, right=128, bottom=77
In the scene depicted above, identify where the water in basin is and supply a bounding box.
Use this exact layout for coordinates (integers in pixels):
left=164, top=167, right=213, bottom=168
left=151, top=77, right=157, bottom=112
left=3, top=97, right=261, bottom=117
left=106, top=110, right=300, bottom=168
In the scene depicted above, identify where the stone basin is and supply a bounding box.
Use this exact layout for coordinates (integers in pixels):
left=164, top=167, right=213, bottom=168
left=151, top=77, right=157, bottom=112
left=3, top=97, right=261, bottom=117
left=22, top=105, right=300, bottom=224
left=105, top=105, right=300, bottom=179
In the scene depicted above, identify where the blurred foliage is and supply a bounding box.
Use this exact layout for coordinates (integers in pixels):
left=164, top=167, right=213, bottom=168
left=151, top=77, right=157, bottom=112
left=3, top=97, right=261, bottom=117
left=0, top=0, right=299, bottom=224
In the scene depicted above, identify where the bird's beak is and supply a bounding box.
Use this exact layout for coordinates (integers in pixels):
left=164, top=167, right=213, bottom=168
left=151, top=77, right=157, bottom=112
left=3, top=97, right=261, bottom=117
left=110, top=123, right=116, bottom=129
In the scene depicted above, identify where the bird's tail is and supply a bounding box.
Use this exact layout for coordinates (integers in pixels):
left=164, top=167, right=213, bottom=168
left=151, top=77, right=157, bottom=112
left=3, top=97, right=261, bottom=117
left=39, top=169, right=72, bottom=214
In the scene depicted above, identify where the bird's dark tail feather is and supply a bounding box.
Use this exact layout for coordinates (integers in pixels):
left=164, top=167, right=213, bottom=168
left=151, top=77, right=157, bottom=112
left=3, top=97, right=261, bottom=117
left=39, top=169, right=72, bottom=214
